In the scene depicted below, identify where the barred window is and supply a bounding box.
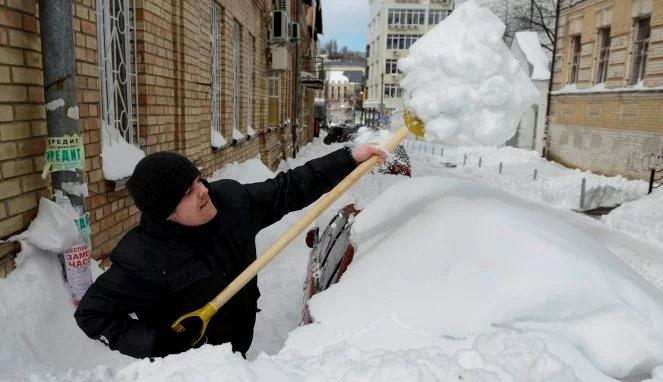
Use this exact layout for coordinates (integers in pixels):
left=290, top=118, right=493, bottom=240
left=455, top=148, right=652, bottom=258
left=388, top=8, right=426, bottom=26
left=595, top=27, right=610, bottom=84
left=628, top=17, right=650, bottom=85
left=386, top=34, right=421, bottom=50
left=232, top=20, right=242, bottom=135
left=568, top=35, right=581, bottom=84
left=247, top=35, right=254, bottom=131
left=384, top=84, right=402, bottom=98
left=210, top=2, right=222, bottom=143
left=96, top=0, right=140, bottom=144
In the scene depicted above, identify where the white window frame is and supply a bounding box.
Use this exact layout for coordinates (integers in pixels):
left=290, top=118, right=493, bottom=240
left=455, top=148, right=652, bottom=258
left=388, top=8, right=426, bottom=26
left=568, top=35, right=581, bottom=84
left=628, top=17, right=650, bottom=85
left=211, top=2, right=222, bottom=142
left=595, top=27, right=610, bottom=84
left=385, top=59, right=400, bottom=74
left=384, top=84, right=402, bottom=98
left=386, top=34, right=421, bottom=50
left=247, top=35, right=254, bottom=132
left=232, top=20, right=242, bottom=136
left=428, top=9, right=450, bottom=25
left=96, top=0, right=140, bottom=144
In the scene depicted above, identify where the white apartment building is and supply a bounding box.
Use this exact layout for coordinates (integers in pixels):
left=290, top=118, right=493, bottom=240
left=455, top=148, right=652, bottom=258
left=364, top=0, right=454, bottom=113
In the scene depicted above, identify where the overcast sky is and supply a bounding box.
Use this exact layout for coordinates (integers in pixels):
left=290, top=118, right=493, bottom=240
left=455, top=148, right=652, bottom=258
left=320, top=0, right=369, bottom=52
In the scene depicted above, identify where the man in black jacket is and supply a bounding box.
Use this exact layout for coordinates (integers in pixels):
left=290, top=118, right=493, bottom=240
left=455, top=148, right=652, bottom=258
left=74, top=145, right=385, bottom=359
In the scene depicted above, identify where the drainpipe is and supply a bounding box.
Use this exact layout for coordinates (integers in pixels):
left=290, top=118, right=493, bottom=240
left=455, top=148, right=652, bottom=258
left=292, top=0, right=301, bottom=158
left=543, top=0, right=562, bottom=159
left=39, top=0, right=93, bottom=306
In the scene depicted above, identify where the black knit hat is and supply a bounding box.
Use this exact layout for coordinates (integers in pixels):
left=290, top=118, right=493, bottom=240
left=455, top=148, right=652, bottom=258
left=126, top=151, right=201, bottom=221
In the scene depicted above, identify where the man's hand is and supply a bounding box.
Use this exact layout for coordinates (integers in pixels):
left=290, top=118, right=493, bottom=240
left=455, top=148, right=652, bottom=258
left=352, top=144, right=387, bottom=165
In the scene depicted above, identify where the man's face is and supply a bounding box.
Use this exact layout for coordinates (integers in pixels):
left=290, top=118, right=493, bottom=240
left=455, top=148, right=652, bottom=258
left=167, top=177, right=218, bottom=226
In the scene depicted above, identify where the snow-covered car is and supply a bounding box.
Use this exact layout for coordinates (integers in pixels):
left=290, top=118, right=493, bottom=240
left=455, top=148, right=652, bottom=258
left=301, top=204, right=360, bottom=325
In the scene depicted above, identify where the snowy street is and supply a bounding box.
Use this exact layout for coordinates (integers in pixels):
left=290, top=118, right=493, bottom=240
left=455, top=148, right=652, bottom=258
left=2, top=134, right=662, bottom=381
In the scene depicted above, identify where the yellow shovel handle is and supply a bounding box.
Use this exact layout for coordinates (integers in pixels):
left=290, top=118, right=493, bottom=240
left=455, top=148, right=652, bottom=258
left=208, top=126, right=412, bottom=311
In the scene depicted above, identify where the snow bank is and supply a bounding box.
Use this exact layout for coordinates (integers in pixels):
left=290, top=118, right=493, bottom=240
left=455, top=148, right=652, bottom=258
left=515, top=31, right=551, bottom=80
left=406, top=142, right=649, bottom=210
left=604, top=188, right=663, bottom=247
left=399, top=0, right=539, bottom=146
left=101, top=123, right=145, bottom=181
left=7, top=198, right=81, bottom=253
left=209, top=157, right=275, bottom=184
left=0, top=245, right=130, bottom=381
left=301, top=177, right=663, bottom=379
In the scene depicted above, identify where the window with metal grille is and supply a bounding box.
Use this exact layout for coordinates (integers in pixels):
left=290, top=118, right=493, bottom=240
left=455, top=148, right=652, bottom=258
left=568, top=35, right=581, bottom=84
left=210, top=2, right=223, bottom=144
left=386, top=34, right=421, bottom=50
left=268, top=77, right=280, bottom=126
left=388, top=8, right=426, bottom=26
left=384, top=84, right=402, bottom=98
left=629, top=17, right=650, bottom=85
left=595, top=27, right=610, bottom=84
left=247, top=35, right=254, bottom=132
left=385, top=59, right=400, bottom=74
left=273, top=0, right=289, bottom=12
left=96, top=0, right=140, bottom=144
left=232, top=20, right=242, bottom=136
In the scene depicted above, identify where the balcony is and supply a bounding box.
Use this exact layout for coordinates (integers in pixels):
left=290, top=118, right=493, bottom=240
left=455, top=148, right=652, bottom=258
left=301, top=56, right=324, bottom=90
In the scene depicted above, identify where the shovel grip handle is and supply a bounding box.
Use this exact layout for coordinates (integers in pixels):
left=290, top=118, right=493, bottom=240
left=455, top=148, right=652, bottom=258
left=208, top=126, right=412, bottom=311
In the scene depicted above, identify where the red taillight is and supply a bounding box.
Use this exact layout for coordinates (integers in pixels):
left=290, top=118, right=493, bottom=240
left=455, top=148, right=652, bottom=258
left=305, top=227, right=319, bottom=248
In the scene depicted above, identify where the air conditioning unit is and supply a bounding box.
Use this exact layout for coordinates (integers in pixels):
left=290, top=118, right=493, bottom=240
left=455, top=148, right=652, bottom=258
left=271, top=11, right=288, bottom=41
left=290, top=22, right=300, bottom=40
left=271, top=45, right=289, bottom=71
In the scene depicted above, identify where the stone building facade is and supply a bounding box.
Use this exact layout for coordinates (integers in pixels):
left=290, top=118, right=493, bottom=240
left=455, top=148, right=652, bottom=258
left=0, top=0, right=322, bottom=276
left=548, top=0, right=663, bottom=180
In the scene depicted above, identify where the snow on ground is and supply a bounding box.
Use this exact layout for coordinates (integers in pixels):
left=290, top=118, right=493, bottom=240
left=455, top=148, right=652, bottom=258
left=399, top=0, right=539, bottom=146
left=404, top=140, right=649, bottom=211
left=3, top=135, right=662, bottom=382
left=603, top=188, right=663, bottom=248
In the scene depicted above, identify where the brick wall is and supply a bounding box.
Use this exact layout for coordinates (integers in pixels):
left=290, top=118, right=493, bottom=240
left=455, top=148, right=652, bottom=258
left=548, top=0, right=663, bottom=180
left=0, top=1, right=51, bottom=268
left=0, top=0, right=321, bottom=273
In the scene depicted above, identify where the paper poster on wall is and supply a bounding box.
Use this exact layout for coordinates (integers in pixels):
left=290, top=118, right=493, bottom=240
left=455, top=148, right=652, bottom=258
left=45, top=134, right=86, bottom=172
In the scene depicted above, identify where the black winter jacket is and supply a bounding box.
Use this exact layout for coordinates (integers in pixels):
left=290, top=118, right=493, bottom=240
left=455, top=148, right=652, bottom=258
left=74, top=148, right=357, bottom=358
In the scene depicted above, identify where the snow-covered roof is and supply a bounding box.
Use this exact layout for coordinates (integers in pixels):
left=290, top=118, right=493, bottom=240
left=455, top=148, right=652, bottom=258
left=326, top=70, right=349, bottom=84
left=514, top=31, right=551, bottom=81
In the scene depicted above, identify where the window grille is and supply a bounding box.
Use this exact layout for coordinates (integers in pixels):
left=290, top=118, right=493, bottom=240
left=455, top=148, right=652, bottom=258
left=568, top=35, right=581, bottom=84
left=595, top=27, right=610, bottom=84
left=211, top=3, right=222, bottom=141
left=629, top=17, right=650, bottom=85
left=273, top=0, right=289, bottom=13
left=384, top=84, right=402, bottom=98
left=96, top=0, right=140, bottom=144
left=268, top=77, right=280, bottom=126
left=386, top=34, right=421, bottom=50
left=232, top=20, right=242, bottom=135
left=385, top=59, right=400, bottom=74
left=247, top=36, right=254, bottom=131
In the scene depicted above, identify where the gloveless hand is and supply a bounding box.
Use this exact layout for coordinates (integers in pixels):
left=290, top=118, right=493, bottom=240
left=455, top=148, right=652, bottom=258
left=351, top=144, right=387, bottom=165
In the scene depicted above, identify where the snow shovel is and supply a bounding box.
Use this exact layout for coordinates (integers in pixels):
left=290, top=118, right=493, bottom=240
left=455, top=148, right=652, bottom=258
left=171, top=110, right=426, bottom=345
